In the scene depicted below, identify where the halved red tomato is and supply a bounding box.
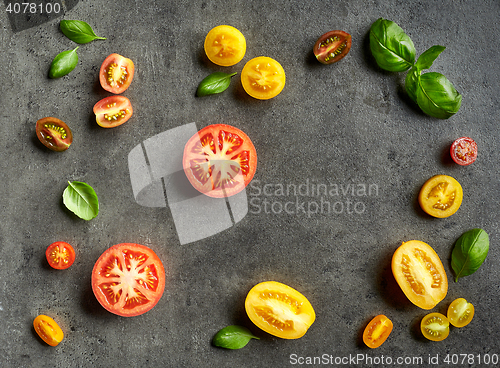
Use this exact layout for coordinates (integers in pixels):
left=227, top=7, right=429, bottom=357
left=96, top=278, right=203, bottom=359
left=91, top=243, right=165, bottom=317
left=99, top=53, right=135, bottom=94
left=46, top=241, right=75, bottom=270
left=450, top=137, right=477, bottom=166
left=36, top=117, right=73, bottom=152
left=93, top=96, right=133, bottom=128
left=183, top=124, right=257, bottom=198
left=313, top=30, right=352, bottom=64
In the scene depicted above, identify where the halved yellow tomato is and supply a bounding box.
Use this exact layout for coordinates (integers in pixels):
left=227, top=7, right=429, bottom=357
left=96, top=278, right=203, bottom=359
left=363, top=315, right=393, bottom=348
left=418, top=175, right=463, bottom=218
left=204, top=25, right=246, bottom=66
left=241, top=56, right=286, bottom=100
left=33, top=315, right=64, bottom=346
left=421, top=312, right=449, bottom=341
left=392, top=240, right=448, bottom=310
left=245, top=281, right=315, bottom=339
left=447, top=298, right=474, bottom=328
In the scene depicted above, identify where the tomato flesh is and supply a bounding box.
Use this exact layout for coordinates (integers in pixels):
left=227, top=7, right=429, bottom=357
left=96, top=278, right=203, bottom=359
left=33, top=315, right=64, bottom=346
left=99, top=53, right=135, bottom=94
left=363, top=315, right=393, bottom=348
left=46, top=241, right=75, bottom=270
left=93, top=96, right=133, bottom=128
left=241, top=56, right=286, bottom=100
left=447, top=298, right=474, bottom=327
left=36, top=117, right=73, bottom=152
left=91, top=243, right=165, bottom=317
left=313, top=30, right=352, bottom=64
left=204, top=25, right=246, bottom=66
left=450, top=137, right=477, bottom=165
left=418, top=175, right=463, bottom=218
left=183, top=124, right=257, bottom=198
left=421, top=312, right=449, bottom=341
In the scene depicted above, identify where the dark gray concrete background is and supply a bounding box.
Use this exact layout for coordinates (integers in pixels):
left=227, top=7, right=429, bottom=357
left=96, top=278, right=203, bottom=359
left=1, top=0, right=499, bottom=367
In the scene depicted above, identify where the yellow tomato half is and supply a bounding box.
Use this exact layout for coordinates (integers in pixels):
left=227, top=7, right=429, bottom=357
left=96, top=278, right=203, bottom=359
left=204, top=25, right=246, bottom=66
left=363, top=315, right=393, bottom=348
left=421, top=312, right=450, bottom=341
left=241, top=56, right=286, bottom=99
left=418, top=175, right=463, bottom=218
left=447, top=298, right=474, bottom=328
left=33, top=315, right=64, bottom=346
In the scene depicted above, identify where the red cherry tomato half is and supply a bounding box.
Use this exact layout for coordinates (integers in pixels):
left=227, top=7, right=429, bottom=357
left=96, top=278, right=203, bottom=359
left=93, top=96, right=133, bottom=128
left=36, top=117, right=73, bottom=152
left=46, top=241, right=75, bottom=270
left=450, top=137, right=477, bottom=165
left=91, top=243, right=165, bottom=317
left=99, top=53, right=135, bottom=94
left=313, top=30, right=352, bottom=64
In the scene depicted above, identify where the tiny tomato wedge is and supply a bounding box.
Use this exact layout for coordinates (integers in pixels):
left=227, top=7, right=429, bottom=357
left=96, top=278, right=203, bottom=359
left=418, top=174, right=463, bottom=218
left=241, top=56, right=286, bottom=100
left=450, top=137, right=477, bottom=166
left=91, top=243, right=165, bottom=317
left=392, top=240, right=448, bottom=310
left=36, top=117, right=73, bottom=152
left=313, top=30, right=352, bottom=64
left=421, top=312, right=449, bottom=341
left=33, top=315, right=64, bottom=346
left=245, top=281, right=315, bottom=339
left=363, top=315, right=393, bottom=348
left=99, top=53, right=135, bottom=94
left=447, top=298, right=474, bottom=328
left=93, top=96, right=133, bottom=128
left=183, top=124, right=257, bottom=198
left=46, top=241, right=75, bottom=270
left=204, top=25, right=246, bottom=66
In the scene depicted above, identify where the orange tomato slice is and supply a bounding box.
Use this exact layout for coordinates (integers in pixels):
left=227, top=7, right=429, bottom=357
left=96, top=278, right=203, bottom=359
left=241, top=56, right=286, bottom=100
left=33, top=315, right=64, bottom=346
left=204, top=25, right=246, bottom=66
left=363, top=315, right=393, bottom=348
left=418, top=175, right=463, bottom=218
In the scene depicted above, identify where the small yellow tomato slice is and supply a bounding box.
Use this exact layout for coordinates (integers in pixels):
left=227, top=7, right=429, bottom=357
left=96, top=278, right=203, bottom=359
left=363, top=315, right=393, bottom=348
left=418, top=175, right=463, bottom=218
left=447, top=298, right=475, bottom=327
left=204, top=25, right=246, bottom=66
left=421, top=312, right=449, bottom=341
left=241, top=56, right=286, bottom=100
left=245, top=281, right=315, bottom=339
left=33, top=315, right=64, bottom=346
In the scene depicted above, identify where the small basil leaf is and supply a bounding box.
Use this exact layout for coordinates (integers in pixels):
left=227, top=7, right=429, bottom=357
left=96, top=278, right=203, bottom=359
left=212, top=325, right=259, bottom=350
left=369, top=18, right=416, bottom=72
left=60, top=20, right=106, bottom=44
left=416, top=72, right=462, bottom=119
left=405, top=66, right=420, bottom=103
left=197, top=72, right=237, bottom=97
left=62, top=181, right=99, bottom=220
left=49, top=47, right=79, bottom=79
left=415, top=45, right=446, bottom=70
left=452, top=229, right=489, bottom=282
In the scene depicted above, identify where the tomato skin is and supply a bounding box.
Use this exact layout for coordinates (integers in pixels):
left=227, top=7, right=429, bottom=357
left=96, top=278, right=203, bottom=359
left=450, top=137, right=477, bottom=166
left=313, top=30, right=352, bottom=64
left=392, top=240, right=448, bottom=310
left=46, top=241, right=75, bottom=270
left=241, top=56, right=286, bottom=100
left=418, top=175, right=463, bottom=218
left=93, top=96, right=133, bottom=128
left=36, top=117, right=73, bottom=152
left=447, top=298, right=474, bottom=328
left=99, top=53, right=135, bottom=94
left=33, top=315, right=64, bottom=346
left=245, top=281, right=315, bottom=339
left=204, top=25, right=246, bottom=66
left=421, top=312, right=449, bottom=341
left=363, top=315, right=393, bottom=348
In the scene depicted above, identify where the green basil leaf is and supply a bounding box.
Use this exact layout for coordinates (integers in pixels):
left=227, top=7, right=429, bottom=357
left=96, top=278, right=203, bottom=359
left=415, top=45, right=446, bottom=70
left=62, top=181, right=99, bottom=220
left=369, top=18, right=415, bottom=72
left=60, top=20, right=106, bottom=44
left=416, top=72, right=462, bottom=119
left=197, top=72, right=237, bottom=97
left=452, top=229, right=489, bottom=282
left=49, top=47, right=79, bottom=79
left=212, top=325, right=259, bottom=349
left=405, top=66, right=420, bottom=103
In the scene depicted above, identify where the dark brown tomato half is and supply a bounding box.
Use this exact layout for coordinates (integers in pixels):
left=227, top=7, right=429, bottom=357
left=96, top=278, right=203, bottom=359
left=36, top=117, right=73, bottom=151
left=313, top=30, right=352, bottom=64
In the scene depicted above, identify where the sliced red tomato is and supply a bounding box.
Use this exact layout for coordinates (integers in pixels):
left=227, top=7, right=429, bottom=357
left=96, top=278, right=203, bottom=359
left=99, top=53, right=135, bottom=94
left=450, top=137, right=477, bottom=165
left=363, top=315, right=393, bottom=348
left=93, top=96, right=133, bottom=128
left=91, top=243, right=165, bottom=317
left=313, top=30, right=352, bottom=64
left=36, top=117, right=73, bottom=152
left=46, top=241, right=75, bottom=270
left=183, top=124, right=257, bottom=198
left=33, top=315, right=64, bottom=346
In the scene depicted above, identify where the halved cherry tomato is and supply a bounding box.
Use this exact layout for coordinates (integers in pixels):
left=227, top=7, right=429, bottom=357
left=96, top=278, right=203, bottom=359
left=363, top=315, right=393, bottom=348
left=245, top=281, right=315, bottom=339
left=93, top=96, right=133, bottom=128
left=450, top=137, right=477, bottom=166
left=91, top=243, right=165, bottom=317
left=99, top=53, right=135, bottom=94
left=447, top=298, right=474, bottom=328
left=313, top=30, right=352, bottom=64
left=421, top=312, right=449, bottom=341
left=241, top=56, right=286, bottom=100
left=36, top=117, right=73, bottom=152
left=418, top=175, right=463, bottom=218
left=204, top=25, right=246, bottom=66
left=392, top=240, right=448, bottom=310
left=33, top=315, right=64, bottom=346
left=46, top=241, right=75, bottom=270
left=183, top=124, right=257, bottom=198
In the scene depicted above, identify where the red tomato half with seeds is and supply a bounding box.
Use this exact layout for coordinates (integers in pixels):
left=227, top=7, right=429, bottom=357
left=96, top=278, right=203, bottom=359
left=450, top=137, right=477, bottom=165
left=183, top=124, right=257, bottom=198
left=313, top=30, right=352, bottom=64
left=92, top=243, right=165, bottom=317
left=93, top=96, right=133, bottom=128
left=99, top=53, right=135, bottom=94
left=46, top=241, right=75, bottom=270
left=36, top=117, right=73, bottom=151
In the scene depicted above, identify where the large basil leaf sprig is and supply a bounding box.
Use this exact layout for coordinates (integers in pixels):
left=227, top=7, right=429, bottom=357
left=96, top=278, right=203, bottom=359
left=451, top=228, right=489, bottom=282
